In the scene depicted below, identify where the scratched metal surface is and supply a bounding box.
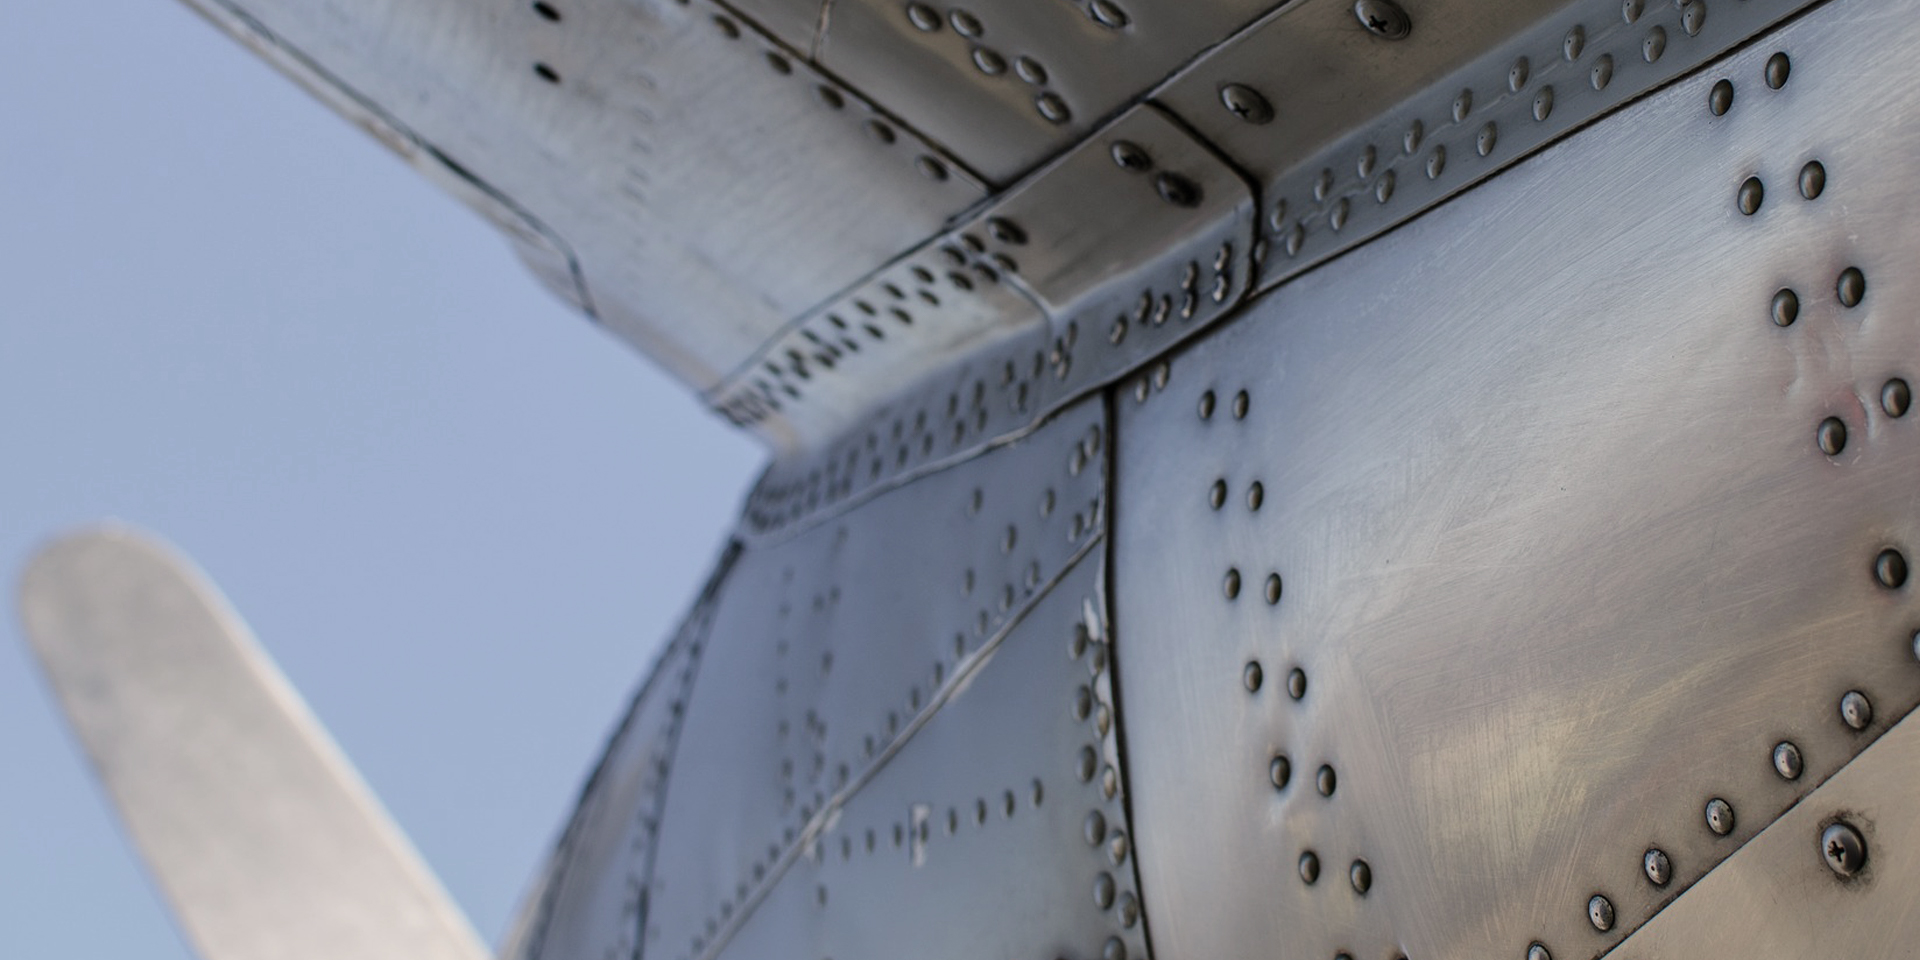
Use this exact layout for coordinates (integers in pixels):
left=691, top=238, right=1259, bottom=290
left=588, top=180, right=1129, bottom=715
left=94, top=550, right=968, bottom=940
left=643, top=397, right=1107, bottom=960
left=819, top=0, right=1276, bottom=185
left=1613, top=706, right=1920, bottom=958
left=1113, top=2, right=1920, bottom=958
left=507, top=549, right=734, bottom=960
left=174, top=0, right=985, bottom=388
left=707, top=555, right=1147, bottom=960
left=729, top=103, right=1253, bottom=528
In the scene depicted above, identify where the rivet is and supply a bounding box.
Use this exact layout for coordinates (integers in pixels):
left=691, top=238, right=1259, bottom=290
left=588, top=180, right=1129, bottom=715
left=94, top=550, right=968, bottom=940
left=1073, top=685, right=1093, bottom=720
left=905, top=2, right=942, bottom=31
left=1527, top=944, right=1552, bottom=960
left=1837, top=267, right=1866, bottom=307
left=1111, top=140, right=1152, bottom=172
left=1682, top=0, right=1705, bottom=36
left=971, top=46, right=1006, bottom=75
left=1876, top=549, right=1907, bottom=589
left=1353, top=0, right=1411, bottom=39
left=1706, top=797, right=1735, bottom=835
left=1533, top=87, right=1554, bottom=122
left=1094, top=872, right=1116, bottom=909
left=1841, top=690, right=1873, bottom=730
left=1426, top=146, right=1447, bottom=180
left=1101, top=765, right=1118, bottom=799
left=1299, top=851, right=1321, bottom=884
left=1822, top=821, right=1867, bottom=877
left=1244, top=661, right=1264, bottom=692
left=1477, top=123, right=1498, bottom=157
left=1329, top=198, right=1351, bottom=231
left=1265, top=573, right=1283, bottom=605
left=915, top=156, right=949, bottom=182
left=1350, top=859, right=1372, bottom=894
left=1220, top=83, right=1275, bottom=124
left=1376, top=170, right=1397, bottom=203
left=1587, top=894, right=1615, bottom=932
left=1591, top=54, right=1615, bottom=90
left=1015, top=56, right=1048, bottom=85
left=815, top=84, right=845, bottom=109
left=986, top=217, right=1027, bottom=245
left=1085, top=810, right=1107, bottom=845
left=1564, top=25, right=1585, bottom=61
left=1644, top=848, right=1672, bottom=886
left=1210, top=479, right=1228, bottom=510
left=1071, top=622, right=1090, bottom=659
left=1737, top=176, right=1764, bottom=215
left=1118, top=891, right=1140, bottom=928
left=1773, top=741, right=1804, bottom=780
left=1270, top=755, right=1292, bottom=789
left=1452, top=89, right=1473, bottom=122
left=1709, top=78, right=1734, bottom=115
left=1287, top=668, right=1307, bottom=700
left=1509, top=57, right=1530, bottom=92
left=712, top=14, right=740, bottom=38
left=1232, top=390, right=1250, bottom=419
left=1090, top=0, right=1129, bottom=29
left=1882, top=379, right=1910, bottom=417
left=1102, top=937, right=1127, bottom=960
left=1771, top=288, right=1799, bottom=326
left=1036, top=93, right=1072, bottom=124
left=1404, top=119, right=1424, bottom=154
left=1286, top=222, right=1306, bottom=256
left=1357, top=145, right=1377, bottom=178
left=948, top=8, right=983, bottom=37
left=1765, top=52, right=1790, bottom=89
left=1912, top=628, right=1920, bottom=663
left=1077, top=745, right=1098, bottom=781
left=866, top=119, right=897, bottom=144
left=1224, top=568, right=1242, bottom=599
left=1643, top=25, right=1667, bottom=62
left=1317, top=764, right=1337, bottom=796
left=1817, top=417, right=1846, bottom=457
left=765, top=51, right=792, bottom=74
left=1155, top=172, right=1203, bottom=207
left=1622, top=0, right=1643, bottom=23
left=1108, top=830, right=1130, bottom=865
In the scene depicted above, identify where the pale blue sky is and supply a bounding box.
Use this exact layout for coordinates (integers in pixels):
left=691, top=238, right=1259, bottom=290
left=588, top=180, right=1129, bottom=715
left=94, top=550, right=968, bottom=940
left=0, top=2, right=762, bottom=956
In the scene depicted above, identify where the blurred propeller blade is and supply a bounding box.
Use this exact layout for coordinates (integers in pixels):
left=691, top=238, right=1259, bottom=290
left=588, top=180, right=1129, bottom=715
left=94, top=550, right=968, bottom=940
left=17, top=525, right=492, bottom=960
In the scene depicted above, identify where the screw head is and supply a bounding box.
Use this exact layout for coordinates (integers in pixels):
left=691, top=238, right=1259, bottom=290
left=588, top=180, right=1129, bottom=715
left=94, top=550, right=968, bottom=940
left=1353, top=0, right=1411, bottom=38
left=1084, top=810, right=1107, bottom=845
left=1587, top=894, right=1615, bottom=932
left=1822, top=821, right=1867, bottom=877
left=1643, top=847, right=1672, bottom=886
left=1219, top=83, right=1274, bottom=124
left=1876, top=549, right=1908, bottom=589
left=1706, top=797, right=1735, bottom=836
left=1773, top=741, right=1804, bottom=780
left=1841, top=690, right=1873, bottom=730
left=1154, top=172, right=1203, bottom=207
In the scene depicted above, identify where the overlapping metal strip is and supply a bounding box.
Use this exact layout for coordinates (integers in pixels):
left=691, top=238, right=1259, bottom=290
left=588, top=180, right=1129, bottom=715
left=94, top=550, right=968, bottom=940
left=1111, top=4, right=1920, bottom=957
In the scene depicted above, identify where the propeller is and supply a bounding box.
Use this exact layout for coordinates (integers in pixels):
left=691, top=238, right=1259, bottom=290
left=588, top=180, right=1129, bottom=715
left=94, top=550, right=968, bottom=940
left=17, top=525, right=493, bottom=960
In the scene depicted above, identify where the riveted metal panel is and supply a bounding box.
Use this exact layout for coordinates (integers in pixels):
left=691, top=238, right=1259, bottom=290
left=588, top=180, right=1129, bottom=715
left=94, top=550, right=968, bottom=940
left=646, top=396, right=1109, bottom=960
left=1155, top=0, right=1816, bottom=297
left=507, top=547, right=738, bottom=960
left=1113, top=4, right=1920, bottom=959
left=178, top=0, right=985, bottom=388
left=730, top=105, right=1253, bottom=533
left=818, top=0, right=1276, bottom=184
left=708, top=555, right=1146, bottom=960
left=1614, top=707, right=1920, bottom=957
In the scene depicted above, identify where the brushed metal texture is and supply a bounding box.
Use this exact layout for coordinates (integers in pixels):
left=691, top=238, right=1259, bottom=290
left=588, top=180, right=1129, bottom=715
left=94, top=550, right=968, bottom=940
left=174, top=0, right=985, bottom=388
left=645, top=396, right=1108, bottom=960
left=819, top=0, right=1276, bottom=184
left=1615, top=705, right=1920, bottom=956
left=708, top=556, right=1146, bottom=960
left=1113, top=3, right=1920, bottom=958
left=1156, top=0, right=1817, bottom=297
left=731, top=104, right=1252, bottom=533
